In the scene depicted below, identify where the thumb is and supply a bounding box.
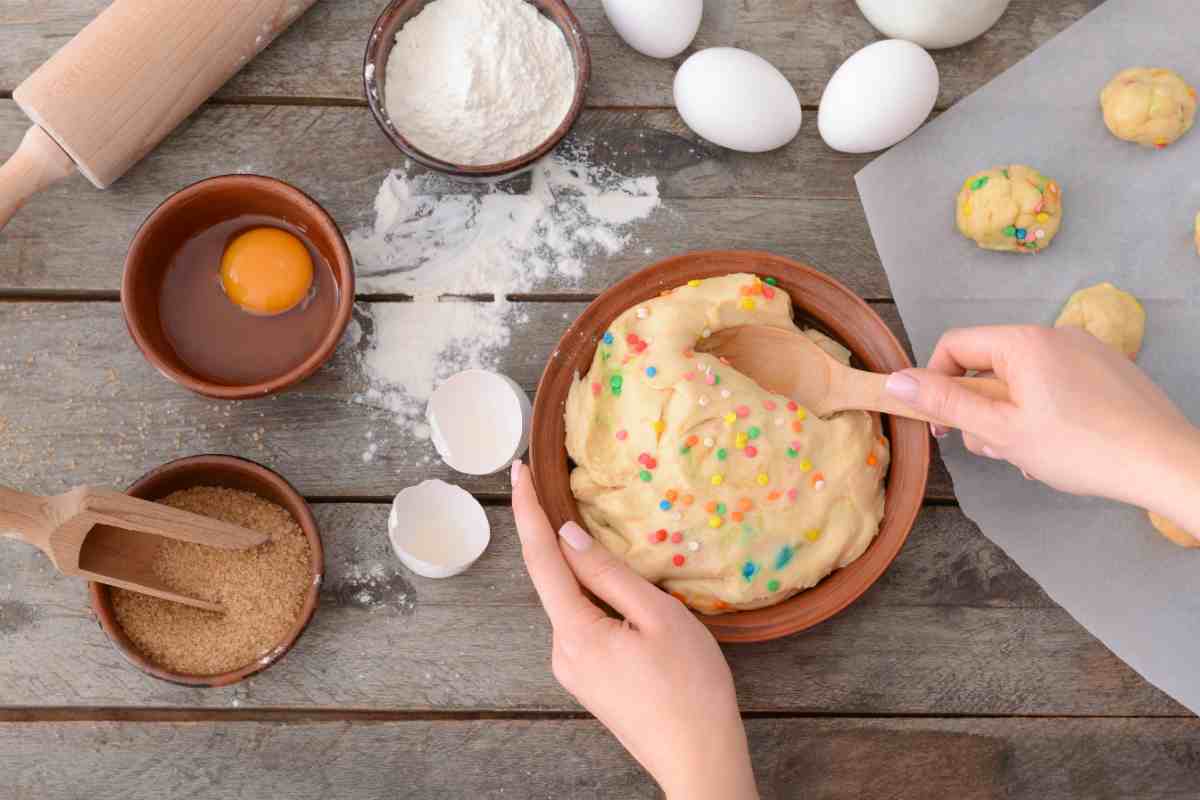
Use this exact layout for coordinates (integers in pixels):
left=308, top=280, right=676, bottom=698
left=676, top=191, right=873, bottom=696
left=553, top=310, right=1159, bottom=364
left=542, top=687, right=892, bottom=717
left=557, top=521, right=677, bottom=630
left=884, top=369, right=1013, bottom=442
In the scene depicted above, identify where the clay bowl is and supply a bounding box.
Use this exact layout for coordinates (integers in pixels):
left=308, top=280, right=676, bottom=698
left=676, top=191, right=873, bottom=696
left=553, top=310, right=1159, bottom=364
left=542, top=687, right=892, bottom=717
left=89, top=455, right=324, bottom=687
left=122, top=174, right=355, bottom=400
left=531, top=251, right=930, bottom=643
left=364, top=0, right=591, bottom=179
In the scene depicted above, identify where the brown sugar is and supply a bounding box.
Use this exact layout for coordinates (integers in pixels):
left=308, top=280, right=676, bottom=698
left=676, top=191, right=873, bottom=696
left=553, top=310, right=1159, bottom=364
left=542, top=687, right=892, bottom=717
left=111, top=486, right=313, bottom=675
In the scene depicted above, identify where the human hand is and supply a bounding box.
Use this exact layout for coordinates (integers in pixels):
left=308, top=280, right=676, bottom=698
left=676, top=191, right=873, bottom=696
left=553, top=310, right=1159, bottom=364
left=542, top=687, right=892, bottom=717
left=883, top=325, right=1200, bottom=530
left=511, top=461, right=759, bottom=800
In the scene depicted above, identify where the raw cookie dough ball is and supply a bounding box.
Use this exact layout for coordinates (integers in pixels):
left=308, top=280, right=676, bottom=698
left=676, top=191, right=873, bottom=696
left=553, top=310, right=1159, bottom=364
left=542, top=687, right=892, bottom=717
left=956, top=165, right=1062, bottom=254
left=1100, top=67, right=1197, bottom=148
left=1148, top=511, right=1200, bottom=549
left=1054, top=282, right=1145, bottom=359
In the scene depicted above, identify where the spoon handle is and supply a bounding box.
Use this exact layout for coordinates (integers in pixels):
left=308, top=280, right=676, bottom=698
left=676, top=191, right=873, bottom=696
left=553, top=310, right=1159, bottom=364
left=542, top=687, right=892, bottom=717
left=839, top=370, right=1010, bottom=426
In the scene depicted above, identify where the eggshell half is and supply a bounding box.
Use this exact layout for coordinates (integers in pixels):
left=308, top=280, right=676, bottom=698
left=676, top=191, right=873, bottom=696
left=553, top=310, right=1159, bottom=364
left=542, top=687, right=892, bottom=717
left=389, top=480, right=491, bottom=579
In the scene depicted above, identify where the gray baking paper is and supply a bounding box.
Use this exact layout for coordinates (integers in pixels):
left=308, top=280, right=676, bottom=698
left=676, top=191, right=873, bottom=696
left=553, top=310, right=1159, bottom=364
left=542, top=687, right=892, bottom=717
left=856, top=0, right=1200, bottom=714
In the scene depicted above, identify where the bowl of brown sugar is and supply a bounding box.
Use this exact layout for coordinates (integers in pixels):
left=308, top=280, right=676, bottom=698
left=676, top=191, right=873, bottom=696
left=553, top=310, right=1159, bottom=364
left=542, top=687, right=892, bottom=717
left=90, top=455, right=323, bottom=686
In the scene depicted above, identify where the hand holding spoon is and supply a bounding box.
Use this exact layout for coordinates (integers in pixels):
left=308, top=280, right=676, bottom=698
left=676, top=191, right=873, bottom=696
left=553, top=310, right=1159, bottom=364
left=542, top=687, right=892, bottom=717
left=696, top=325, right=1008, bottom=425
left=0, top=485, right=268, bottom=612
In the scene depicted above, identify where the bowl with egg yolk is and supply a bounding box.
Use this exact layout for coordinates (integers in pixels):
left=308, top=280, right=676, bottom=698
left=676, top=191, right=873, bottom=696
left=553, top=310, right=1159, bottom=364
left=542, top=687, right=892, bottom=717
left=122, top=175, right=354, bottom=399
left=530, top=251, right=930, bottom=643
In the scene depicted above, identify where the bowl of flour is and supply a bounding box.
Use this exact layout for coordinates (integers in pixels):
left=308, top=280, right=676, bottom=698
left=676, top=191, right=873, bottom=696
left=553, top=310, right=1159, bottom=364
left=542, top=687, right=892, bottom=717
left=365, top=0, right=590, bottom=178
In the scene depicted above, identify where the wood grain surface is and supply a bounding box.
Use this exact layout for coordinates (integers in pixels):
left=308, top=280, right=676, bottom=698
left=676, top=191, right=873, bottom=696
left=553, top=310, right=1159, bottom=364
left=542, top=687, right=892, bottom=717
left=3, top=1, right=1196, bottom=797
left=2, top=717, right=1198, bottom=800
left=0, top=502, right=1181, bottom=714
left=0, top=301, right=956, bottom=500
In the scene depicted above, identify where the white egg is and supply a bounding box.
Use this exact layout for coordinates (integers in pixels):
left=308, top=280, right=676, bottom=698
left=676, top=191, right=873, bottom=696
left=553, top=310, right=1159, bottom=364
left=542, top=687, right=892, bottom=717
left=602, top=0, right=703, bottom=60
left=818, top=40, right=938, bottom=154
left=674, top=48, right=802, bottom=153
left=856, top=0, right=1010, bottom=50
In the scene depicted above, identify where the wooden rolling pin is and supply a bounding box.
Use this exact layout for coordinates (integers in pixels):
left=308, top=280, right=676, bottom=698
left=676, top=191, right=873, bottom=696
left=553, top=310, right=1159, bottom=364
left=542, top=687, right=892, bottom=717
left=0, top=0, right=320, bottom=229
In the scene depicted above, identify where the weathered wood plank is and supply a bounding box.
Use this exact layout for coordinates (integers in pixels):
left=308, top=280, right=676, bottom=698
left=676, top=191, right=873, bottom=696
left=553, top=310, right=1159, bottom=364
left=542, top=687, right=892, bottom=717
left=0, top=1, right=1092, bottom=107
left=3, top=716, right=1198, bottom=800
left=0, top=502, right=1179, bottom=713
left=0, top=102, right=897, bottom=295
left=0, top=301, right=955, bottom=500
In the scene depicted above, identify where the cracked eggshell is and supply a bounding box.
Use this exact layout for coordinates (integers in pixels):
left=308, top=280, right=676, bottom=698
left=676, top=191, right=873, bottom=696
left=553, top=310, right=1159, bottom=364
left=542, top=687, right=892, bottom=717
left=389, top=480, right=491, bottom=579
left=602, top=0, right=702, bottom=59
left=428, top=370, right=531, bottom=476
left=818, top=39, right=939, bottom=154
left=674, top=48, right=802, bottom=153
left=855, top=0, right=1010, bottom=50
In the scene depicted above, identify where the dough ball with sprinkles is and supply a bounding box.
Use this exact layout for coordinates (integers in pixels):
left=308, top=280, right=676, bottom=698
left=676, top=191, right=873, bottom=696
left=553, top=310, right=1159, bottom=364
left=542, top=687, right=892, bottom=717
left=1101, top=67, right=1196, bottom=148
left=955, top=164, right=1062, bottom=255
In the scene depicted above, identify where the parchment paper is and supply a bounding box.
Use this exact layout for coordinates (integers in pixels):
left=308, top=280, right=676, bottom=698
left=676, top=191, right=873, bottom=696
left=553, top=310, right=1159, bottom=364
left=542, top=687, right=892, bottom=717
left=856, top=0, right=1200, bottom=715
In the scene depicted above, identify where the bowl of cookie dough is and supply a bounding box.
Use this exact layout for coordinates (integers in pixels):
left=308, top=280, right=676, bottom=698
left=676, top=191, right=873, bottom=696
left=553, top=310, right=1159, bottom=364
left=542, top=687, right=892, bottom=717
left=531, top=251, right=930, bottom=643
left=363, top=0, right=591, bottom=178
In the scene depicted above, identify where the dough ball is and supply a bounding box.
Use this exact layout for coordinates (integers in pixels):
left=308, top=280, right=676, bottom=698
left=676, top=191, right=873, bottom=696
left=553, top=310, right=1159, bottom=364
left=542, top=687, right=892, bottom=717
left=1100, top=67, right=1196, bottom=148
left=1148, top=511, right=1200, bottom=549
left=956, top=165, right=1062, bottom=254
left=1054, top=282, right=1145, bottom=359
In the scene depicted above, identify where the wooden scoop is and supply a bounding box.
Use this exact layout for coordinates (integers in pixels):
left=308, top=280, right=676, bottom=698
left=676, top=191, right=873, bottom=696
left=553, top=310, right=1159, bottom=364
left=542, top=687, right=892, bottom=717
left=697, top=325, right=1009, bottom=425
left=0, top=485, right=268, bottom=613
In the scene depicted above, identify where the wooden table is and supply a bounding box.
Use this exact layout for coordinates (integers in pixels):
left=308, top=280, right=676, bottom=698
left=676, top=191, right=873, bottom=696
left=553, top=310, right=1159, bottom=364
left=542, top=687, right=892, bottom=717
left=3, top=1, right=1197, bottom=797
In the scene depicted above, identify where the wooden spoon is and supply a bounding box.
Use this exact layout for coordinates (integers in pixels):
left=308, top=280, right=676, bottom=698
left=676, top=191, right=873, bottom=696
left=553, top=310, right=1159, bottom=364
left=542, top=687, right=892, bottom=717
left=696, top=325, right=1009, bottom=425
left=0, top=485, right=268, bottom=612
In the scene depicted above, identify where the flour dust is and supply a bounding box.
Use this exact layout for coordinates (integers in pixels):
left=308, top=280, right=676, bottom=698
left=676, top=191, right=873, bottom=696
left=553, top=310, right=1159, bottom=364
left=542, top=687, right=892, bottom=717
left=350, top=146, right=662, bottom=449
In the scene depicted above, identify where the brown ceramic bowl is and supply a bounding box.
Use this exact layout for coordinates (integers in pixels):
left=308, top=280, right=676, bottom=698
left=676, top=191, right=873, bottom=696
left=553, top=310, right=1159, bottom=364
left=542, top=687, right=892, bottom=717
left=122, top=174, right=355, bottom=400
left=531, top=251, right=930, bottom=643
left=364, top=0, right=591, bottom=179
left=89, top=455, right=324, bottom=687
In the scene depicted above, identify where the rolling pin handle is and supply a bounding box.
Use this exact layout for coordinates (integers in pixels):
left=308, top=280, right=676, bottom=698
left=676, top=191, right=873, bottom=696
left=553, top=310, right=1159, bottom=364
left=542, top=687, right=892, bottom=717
left=0, top=125, right=76, bottom=231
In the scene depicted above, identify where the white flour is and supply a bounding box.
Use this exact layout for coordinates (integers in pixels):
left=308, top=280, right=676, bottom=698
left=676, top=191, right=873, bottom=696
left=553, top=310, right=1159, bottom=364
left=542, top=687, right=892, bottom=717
left=349, top=147, right=661, bottom=442
left=385, top=0, right=576, bottom=166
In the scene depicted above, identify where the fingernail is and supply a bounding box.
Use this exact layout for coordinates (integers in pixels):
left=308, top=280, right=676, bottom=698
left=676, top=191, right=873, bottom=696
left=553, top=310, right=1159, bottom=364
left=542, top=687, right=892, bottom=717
left=511, top=459, right=522, bottom=489
left=884, top=372, right=920, bottom=403
left=982, top=446, right=1000, bottom=459
left=558, top=521, right=592, bottom=551
left=930, top=423, right=950, bottom=439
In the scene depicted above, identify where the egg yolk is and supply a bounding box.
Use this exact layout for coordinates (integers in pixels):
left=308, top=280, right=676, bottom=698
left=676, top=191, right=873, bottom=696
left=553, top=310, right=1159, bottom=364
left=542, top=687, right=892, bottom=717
left=219, top=228, right=314, bottom=315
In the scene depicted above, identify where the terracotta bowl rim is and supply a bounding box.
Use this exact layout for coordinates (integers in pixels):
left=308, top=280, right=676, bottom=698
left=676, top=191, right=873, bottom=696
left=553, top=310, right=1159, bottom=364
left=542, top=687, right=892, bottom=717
left=120, top=173, right=355, bottom=400
left=363, top=0, right=592, bottom=179
left=88, top=455, right=324, bottom=688
left=530, top=250, right=930, bottom=643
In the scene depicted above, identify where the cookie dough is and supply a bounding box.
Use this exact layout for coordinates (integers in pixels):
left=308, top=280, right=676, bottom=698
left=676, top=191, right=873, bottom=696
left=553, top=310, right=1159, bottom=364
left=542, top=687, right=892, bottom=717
left=1148, top=512, right=1200, bottom=549
left=565, top=274, right=890, bottom=614
left=1054, top=282, right=1145, bottom=359
left=1101, top=67, right=1196, bottom=148
left=956, top=165, right=1062, bottom=254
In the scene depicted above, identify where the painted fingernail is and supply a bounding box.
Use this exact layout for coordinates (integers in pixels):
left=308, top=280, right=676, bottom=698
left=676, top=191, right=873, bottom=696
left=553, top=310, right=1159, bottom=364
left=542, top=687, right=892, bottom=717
left=511, top=459, right=522, bottom=489
left=930, top=423, right=950, bottom=439
left=558, top=521, right=592, bottom=551
left=982, top=446, right=1000, bottom=459
left=884, top=372, right=920, bottom=402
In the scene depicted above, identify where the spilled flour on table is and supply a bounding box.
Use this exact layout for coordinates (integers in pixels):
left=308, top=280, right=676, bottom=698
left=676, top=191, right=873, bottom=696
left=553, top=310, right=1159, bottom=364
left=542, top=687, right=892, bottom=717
left=349, top=145, right=661, bottom=443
